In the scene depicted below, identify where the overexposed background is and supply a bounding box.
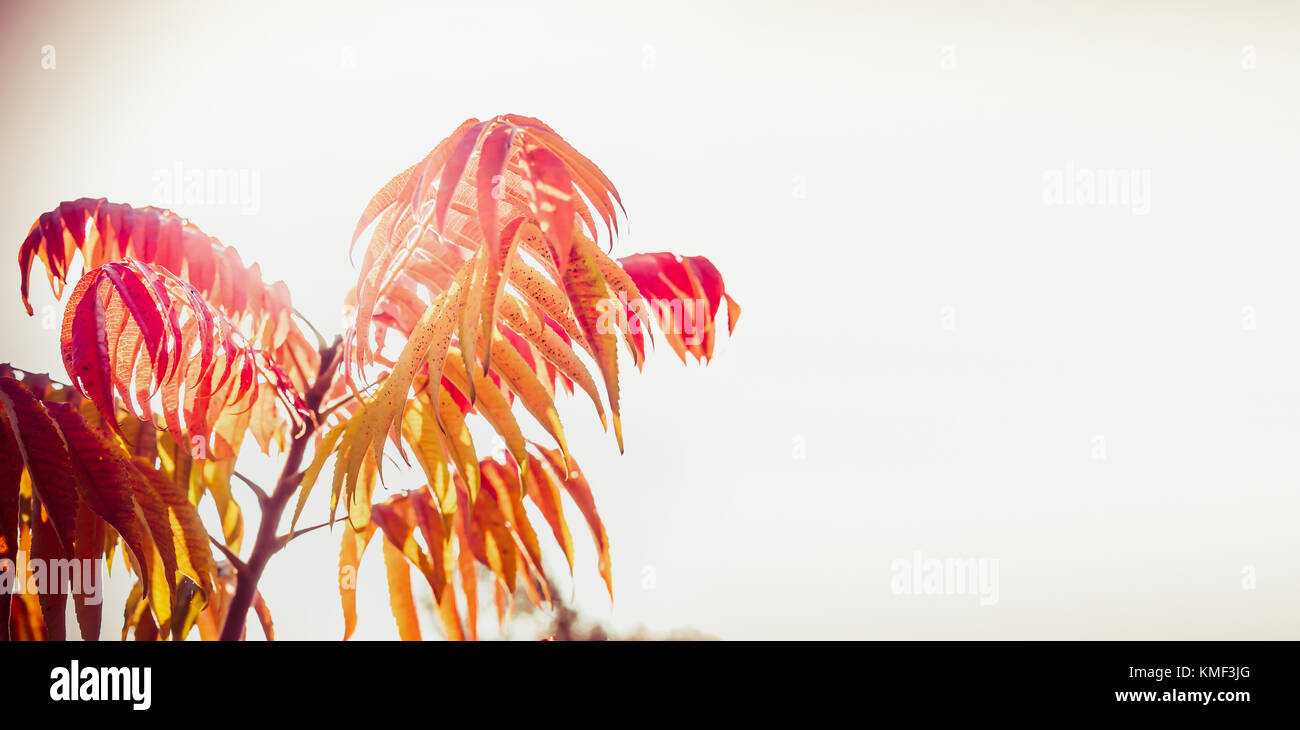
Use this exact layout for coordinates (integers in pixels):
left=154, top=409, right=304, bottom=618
left=2, top=0, right=1298, bottom=639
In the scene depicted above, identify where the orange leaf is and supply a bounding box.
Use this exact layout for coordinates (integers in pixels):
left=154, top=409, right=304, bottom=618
left=339, top=521, right=376, bottom=641
left=382, top=539, right=422, bottom=641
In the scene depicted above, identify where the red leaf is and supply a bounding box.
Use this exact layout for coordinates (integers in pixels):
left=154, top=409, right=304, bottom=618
left=475, top=124, right=516, bottom=272
left=0, top=378, right=79, bottom=553
left=0, top=411, right=22, bottom=640
left=44, top=401, right=155, bottom=592
left=17, top=198, right=317, bottom=393
left=59, top=260, right=301, bottom=447
left=30, top=492, right=68, bottom=641
left=520, top=145, right=576, bottom=275
left=434, top=121, right=487, bottom=236
left=618, top=252, right=741, bottom=363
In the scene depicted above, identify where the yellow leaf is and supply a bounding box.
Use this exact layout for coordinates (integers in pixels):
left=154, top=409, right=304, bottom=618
left=434, top=380, right=479, bottom=502
left=330, top=256, right=474, bottom=527
left=292, top=422, right=344, bottom=530
left=443, top=347, right=527, bottom=465
left=562, top=231, right=623, bottom=452
left=382, top=538, right=422, bottom=641
left=497, top=294, right=606, bottom=427
left=339, top=521, right=376, bottom=641
left=401, top=395, right=453, bottom=514
left=480, top=327, right=570, bottom=468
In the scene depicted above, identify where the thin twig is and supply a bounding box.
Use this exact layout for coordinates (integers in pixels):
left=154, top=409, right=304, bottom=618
left=277, top=519, right=333, bottom=548
left=218, top=336, right=343, bottom=641
left=209, top=536, right=249, bottom=573
left=318, top=390, right=360, bottom=420
left=293, top=308, right=328, bottom=351
left=232, top=470, right=270, bottom=505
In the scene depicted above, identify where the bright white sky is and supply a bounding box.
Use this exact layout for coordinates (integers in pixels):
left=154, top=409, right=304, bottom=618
left=2, top=0, right=1299, bottom=640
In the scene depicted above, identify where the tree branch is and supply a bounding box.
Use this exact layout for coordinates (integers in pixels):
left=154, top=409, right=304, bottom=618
left=276, top=518, right=333, bottom=549
left=232, top=470, right=270, bottom=505
left=293, top=308, right=328, bottom=351
left=209, top=536, right=249, bottom=573
left=219, top=336, right=343, bottom=641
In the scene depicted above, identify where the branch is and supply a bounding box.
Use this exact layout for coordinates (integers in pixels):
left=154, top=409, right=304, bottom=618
left=318, top=391, right=360, bottom=420
left=218, top=335, right=344, bottom=641
left=232, top=470, right=270, bottom=505
left=209, top=536, right=249, bottom=573
left=277, top=519, right=333, bottom=549
left=293, top=308, right=328, bottom=351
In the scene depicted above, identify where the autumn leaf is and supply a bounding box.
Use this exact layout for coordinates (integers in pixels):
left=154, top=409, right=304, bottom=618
left=381, top=539, right=422, bottom=641
left=339, top=521, right=376, bottom=641
left=9, top=113, right=739, bottom=643
left=18, top=198, right=319, bottom=393
left=0, top=377, right=80, bottom=553
left=59, top=260, right=307, bottom=450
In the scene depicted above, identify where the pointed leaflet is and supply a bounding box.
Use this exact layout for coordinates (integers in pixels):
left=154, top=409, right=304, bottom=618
left=506, top=115, right=625, bottom=237
left=685, top=255, right=742, bottom=337
left=345, top=449, right=379, bottom=532
left=509, top=260, right=592, bottom=356
left=0, top=378, right=78, bottom=552
left=44, top=402, right=154, bottom=593
left=292, top=422, right=345, bottom=530
left=411, top=488, right=450, bottom=573
left=456, top=248, right=486, bottom=399
left=130, top=458, right=215, bottom=597
left=61, top=260, right=278, bottom=447
left=172, top=576, right=207, bottom=641
left=350, top=160, right=419, bottom=259
left=617, top=252, right=741, bottom=363
left=477, top=217, right=527, bottom=378
left=62, top=270, right=117, bottom=426
left=498, top=293, right=605, bottom=426
left=0, top=411, right=20, bottom=639
left=349, top=119, right=480, bottom=371
left=372, top=495, right=445, bottom=601
left=480, top=328, right=571, bottom=467
left=476, top=125, right=517, bottom=273
left=194, top=457, right=243, bottom=554
left=522, top=455, right=575, bottom=573
left=538, top=447, right=612, bottom=600
left=480, top=457, right=543, bottom=574
left=471, top=479, right=517, bottom=593
left=520, top=145, right=576, bottom=276
left=10, top=524, right=47, bottom=640
left=388, top=118, right=481, bottom=249
left=433, top=379, right=479, bottom=502
left=339, top=522, right=376, bottom=640
left=382, top=539, right=422, bottom=641
left=19, top=198, right=316, bottom=391
left=73, top=505, right=107, bottom=640
left=401, top=396, right=453, bottom=513
left=442, top=348, right=527, bottom=465
left=251, top=590, right=275, bottom=640
left=410, top=490, right=464, bottom=640
left=563, top=232, right=623, bottom=451
left=120, top=580, right=147, bottom=641
left=433, top=121, right=488, bottom=235
left=593, top=246, right=653, bottom=368
left=30, top=493, right=68, bottom=640
left=452, top=488, right=479, bottom=641
left=331, top=256, right=474, bottom=517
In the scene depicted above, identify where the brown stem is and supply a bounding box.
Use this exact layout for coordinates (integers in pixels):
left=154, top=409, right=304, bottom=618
left=219, top=337, right=342, bottom=641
